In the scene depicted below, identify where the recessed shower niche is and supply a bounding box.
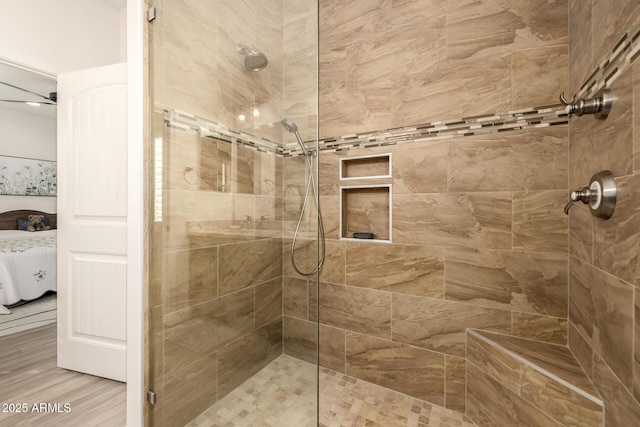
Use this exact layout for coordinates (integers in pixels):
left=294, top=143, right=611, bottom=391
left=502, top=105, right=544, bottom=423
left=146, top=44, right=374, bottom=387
left=339, top=153, right=391, bottom=180
left=339, top=153, right=392, bottom=242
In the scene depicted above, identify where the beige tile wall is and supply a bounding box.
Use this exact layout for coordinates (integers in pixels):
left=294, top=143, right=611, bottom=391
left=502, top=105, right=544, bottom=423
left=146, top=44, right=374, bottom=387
left=567, top=1, right=640, bottom=425
left=299, top=126, right=570, bottom=413
left=152, top=0, right=285, bottom=143
left=150, top=123, right=285, bottom=426
left=286, top=0, right=572, bottom=415
left=319, top=0, right=568, bottom=139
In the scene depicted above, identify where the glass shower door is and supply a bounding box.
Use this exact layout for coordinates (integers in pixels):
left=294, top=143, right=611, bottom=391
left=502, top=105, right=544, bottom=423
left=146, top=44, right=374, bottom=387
left=147, top=0, right=319, bottom=425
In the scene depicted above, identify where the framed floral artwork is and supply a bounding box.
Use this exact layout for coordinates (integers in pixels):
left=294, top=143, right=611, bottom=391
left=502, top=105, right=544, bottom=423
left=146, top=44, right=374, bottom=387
left=0, top=155, right=57, bottom=196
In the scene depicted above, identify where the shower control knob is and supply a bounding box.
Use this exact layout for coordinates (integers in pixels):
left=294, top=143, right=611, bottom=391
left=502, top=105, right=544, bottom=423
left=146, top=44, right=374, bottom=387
left=570, top=188, right=592, bottom=203
left=564, top=170, right=617, bottom=219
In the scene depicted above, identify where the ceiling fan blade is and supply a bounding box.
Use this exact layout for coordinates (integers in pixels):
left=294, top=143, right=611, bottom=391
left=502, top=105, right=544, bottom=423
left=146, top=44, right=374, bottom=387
left=0, top=81, right=54, bottom=101
left=0, top=99, right=57, bottom=105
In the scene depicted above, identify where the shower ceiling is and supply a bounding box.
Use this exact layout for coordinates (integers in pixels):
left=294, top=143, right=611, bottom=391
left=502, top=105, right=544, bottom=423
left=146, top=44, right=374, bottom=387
left=0, top=62, right=56, bottom=118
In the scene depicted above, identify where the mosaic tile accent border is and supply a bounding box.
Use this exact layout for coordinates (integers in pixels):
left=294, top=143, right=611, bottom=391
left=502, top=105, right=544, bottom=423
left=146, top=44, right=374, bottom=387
left=576, top=19, right=640, bottom=100
left=160, top=17, right=640, bottom=158
left=317, top=105, right=569, bottom=154
left=160, top=107, right=288, bottom=156
left=160, top=104, right=569, bottom=158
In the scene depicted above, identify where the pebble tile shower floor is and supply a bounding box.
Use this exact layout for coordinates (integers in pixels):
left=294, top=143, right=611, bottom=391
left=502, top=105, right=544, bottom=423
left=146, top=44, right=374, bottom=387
left=186, top=355, right=475, bottom=427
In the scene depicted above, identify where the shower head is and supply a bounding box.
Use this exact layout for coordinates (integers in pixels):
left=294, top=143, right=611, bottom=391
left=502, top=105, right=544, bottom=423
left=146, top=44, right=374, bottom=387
left=237, top=44, right=268, bottom=72
left=280, top=118, right=309, bottom=155
left=280, top=118, right=298, bottom=133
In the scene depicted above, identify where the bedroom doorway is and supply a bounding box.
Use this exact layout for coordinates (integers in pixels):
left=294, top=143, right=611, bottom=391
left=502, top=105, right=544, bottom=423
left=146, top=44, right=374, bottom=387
left=0, top=59, right=127, bottom=426
left=0, top=61, right=58, bottom=337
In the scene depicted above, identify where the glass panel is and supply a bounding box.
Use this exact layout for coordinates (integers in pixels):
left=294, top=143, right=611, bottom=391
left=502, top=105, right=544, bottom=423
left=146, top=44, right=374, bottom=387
left=147, top=0, right=319, bottom=425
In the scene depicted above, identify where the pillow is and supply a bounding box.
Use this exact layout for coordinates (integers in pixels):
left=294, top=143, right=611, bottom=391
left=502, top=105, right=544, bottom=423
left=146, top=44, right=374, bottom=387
left=17, top=217, right=50, bottom=230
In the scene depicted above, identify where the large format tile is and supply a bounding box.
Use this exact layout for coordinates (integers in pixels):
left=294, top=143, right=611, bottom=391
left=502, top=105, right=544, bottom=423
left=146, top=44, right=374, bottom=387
left=635, top=63, right=640, bottom=173
left=569, top=202, right=594, bottom=264
left=346, top=332, right=445, bottom=404
left=635, top=291, right=640, bottom=402
left=163, top=247, right=217, bottom=314
left=283, top=276, right=309, bottom=319
left=319, top=196, right=340, bottom=239
left=283, top=315, right=317, bottom=364
left=396, top=56, right=511, bottom=126
left=392, top=294, right=511, bottom=357
left=594, top=353, right=640, bottom=427
left=283, top=238, right=319, bottom=279
left=471, top=330, right=599, bottom=398
left=218, top=239, right=282, bottom=295
left=393, top=192, right=512, bottom=249
left=511, top=312, right=568, bottom=345
left=255, top=278, right=282, bottom=328
left=568, top=0, right=592, bottom=94
left=445, top=249, right=568, bottom=317
left=511, top=44, right=568, bottom=108
left=319, top=239, right=346, bottom=284
left=346, top=242, right=444, bottom=297
left=569, top=256, right=634, bottom=389
left=445, top=0, right=567, bottom=62
left=467, top=362, right=562, bottom=427
left=521, top=364, right=603, bottom=427
left=512, top=190, right=568, bottom=253
left=319, top=283, right=391, bottom=339
left=165, top=127, right=200, bottom=191
left=390, top=141, right=448, bottom=194
left=591, top=0, right=640, bottom=64
left=448, top=129, right=568, bottom=192
left=217, top=319, right=282, bottom=398
left=319, top=324, right=345, bottom=373
left=163, top=288, right=254, bottom=377
left=467, top=332, right=524, bottom=395
left=568, top=322, right=594, bottom=383
left=164, top=351, right=217, bottom=427
left=445, top=355, right=466, bottom=412
left=594, top=174, right=640, bottom=287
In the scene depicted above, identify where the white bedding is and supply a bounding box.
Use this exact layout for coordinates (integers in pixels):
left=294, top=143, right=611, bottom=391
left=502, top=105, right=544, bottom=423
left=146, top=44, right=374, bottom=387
left=0, top=230, right=56, bottom=314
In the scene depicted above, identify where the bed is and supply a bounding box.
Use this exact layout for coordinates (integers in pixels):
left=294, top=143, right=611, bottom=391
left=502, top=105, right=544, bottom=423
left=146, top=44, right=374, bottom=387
left=0, top=210, right=57, bottom=315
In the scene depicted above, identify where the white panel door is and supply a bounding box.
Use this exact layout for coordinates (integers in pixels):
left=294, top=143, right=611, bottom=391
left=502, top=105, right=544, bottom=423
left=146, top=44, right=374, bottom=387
left=57, top=63, right=127, bottom=382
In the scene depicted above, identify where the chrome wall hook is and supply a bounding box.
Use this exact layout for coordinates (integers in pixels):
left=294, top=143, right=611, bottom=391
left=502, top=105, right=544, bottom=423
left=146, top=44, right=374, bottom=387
left=564, top=170, right=617, bottom=219
left=560, top=89, right=613, bottom=119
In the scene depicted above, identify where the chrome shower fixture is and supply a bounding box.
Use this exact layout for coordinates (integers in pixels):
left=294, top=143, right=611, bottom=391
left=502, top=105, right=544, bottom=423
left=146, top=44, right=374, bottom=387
left=564, top=170, right=617, bottom=219
left=237, top=44, right=268, bottom=72
left=281, top=118, right=314, bottom=156
left=280, top=117, right=325, bottom=277
left=559, top=89, right=613, bottom=119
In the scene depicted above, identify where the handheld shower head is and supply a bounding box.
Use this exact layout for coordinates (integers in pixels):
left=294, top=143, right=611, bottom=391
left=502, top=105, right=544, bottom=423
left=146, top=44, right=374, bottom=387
left=280, top=118, right=308, bottom=155
left=280, top=118, right=298, bottom=133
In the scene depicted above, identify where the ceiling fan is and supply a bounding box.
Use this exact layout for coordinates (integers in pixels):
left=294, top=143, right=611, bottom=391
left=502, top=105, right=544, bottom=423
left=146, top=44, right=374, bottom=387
left=0, top=81, right=57, bottom=106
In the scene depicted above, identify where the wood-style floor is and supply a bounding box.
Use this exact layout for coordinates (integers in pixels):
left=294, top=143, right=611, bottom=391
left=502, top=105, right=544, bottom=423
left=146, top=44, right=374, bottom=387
left=0, top=324, right=126, bottom=426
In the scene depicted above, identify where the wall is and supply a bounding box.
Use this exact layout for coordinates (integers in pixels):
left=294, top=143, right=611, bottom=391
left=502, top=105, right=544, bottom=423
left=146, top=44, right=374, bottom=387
left=567, top=1, right=640, bottom=426
left=0, top=0, right=124, bottom=215
left=285, top=0, right=570, bottom=414
left=0, top=107, right=56, bottom=212
left=0, top=0, right=123, bottom=74
left=319, top=0, right=568, bottom=139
